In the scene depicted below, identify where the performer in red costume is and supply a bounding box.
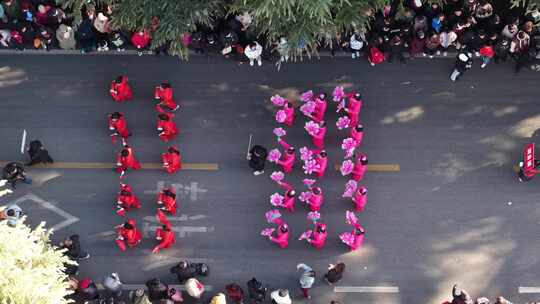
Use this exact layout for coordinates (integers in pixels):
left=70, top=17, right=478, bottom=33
left=350, top=124, right=364, bottom=147
left=109, top=75, right=133, bottom=102
left=115, top=219, right=142, bottom=251
left=161, top=146, right=182, bottom=174
left=344, top=93, right=363, bottom=127
left=116, top=183, right=141, bottom=216
left=157, top=112, right=178, bottom=142
left=157, top=187, right=177, bottom=215
left=312, top=150, right=328, bottom=177
left=307, top=186, right=324, bottom=212
left=269, top=222, right=289, bottom=249
left=115, top=142, right=141, bottom=177
left=276, top=139, right=295, bottom=173
left=352, top=186, right=368, bottom=212
left=152, top=210, right=175, bottom=254
left=352, top=154, right=368, bottom=181
left=283, top=102, right=295, bottom=127
left=311, top=121, right=327, bottom=149
left=276, top=180, right=296, bottom=212
left=154, top=82, right=180, bottom=112
left=108, top=112, right=131, bottom=143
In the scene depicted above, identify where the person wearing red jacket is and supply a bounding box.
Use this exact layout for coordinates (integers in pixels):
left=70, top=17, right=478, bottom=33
left=313, top=150, right=328, bottom=178
left=157, top=187, right=177, bottom=215
left=116, top=183, right=141, bottom=216
left=131, top=30, right=151, bottom=56
left=109, top=75, right=133, bottom=102
left=352, top=154, right=368, bottom=181
left=161, top=146, right=181, bottom=174
left=108, top=112, right=131, bottom=143
left=345, top=93, right=363, bottom=127
left=269, top=223, right=289, bottom=249
left=115, top=143, right=141, bottom=177
left=352, top=186, right=368, bottom=212
left=157, top=112, right=178, bottom=142
left=277, top=180, right=296, bottom=212
left=152, top=224, right=175, bottom=254
left=276, top=139, right=295, bottom=173
left=311, top=121, right=327, bottom=149
left=154, top=83, right=179, bottom=111
left=115, top=219, right=142, bottom=251
left=350, top=124, right=364, bottom=147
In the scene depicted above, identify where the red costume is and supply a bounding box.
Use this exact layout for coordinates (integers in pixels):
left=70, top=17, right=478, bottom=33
left=352, top=154, right=368, bottom=181
left=157, top=187, right=177, bottom=215
left=313, top=151, right=328, bottom=178
left=116, top=183, right=141, bottom=216
left=283, top=102, right=295, bottom=127
left=108, top=112, right=130, bottom=143
left=346, top=93, right=363, bottom=127
left=157, top=112, right=178, bottom=142
left=350, top=124, right=364, bottom=147
left=131, top=30, right=151, bottom=50
left=162, top=146, right=182, bottom=174
left=307, top=187, right=324, bottom=212
left=153, top=211, right=175, bottom=254
left=154, top=83, right=179, bottom=111
left=116, top=144, right=141, bottom=177
left=308, top=222, right=327, bottom=249
left=109, top=75, right=133, bottom=102
left=269, top=223, right=289, bottom=248
left=115, top=219, right=142, bottom=251
left=277, top=139, right=295, bottom=173
left=352, top=186, right=368, bottom=212
left=311, top=122, right=326, bottom=149
left=277, top=181, right=295, bottom=212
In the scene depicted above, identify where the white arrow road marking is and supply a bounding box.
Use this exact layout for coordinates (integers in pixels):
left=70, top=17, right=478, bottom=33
left=519, top=287, right=540, bottom=293
left=142, top=222, right=214, bottom=238
left=96, top=283, right=213, bottom=292
left=10, top=193, right=79, bottom=231
left=334, top=286, right=399, bottom=293
left=143, top=214, right=207, bottom=223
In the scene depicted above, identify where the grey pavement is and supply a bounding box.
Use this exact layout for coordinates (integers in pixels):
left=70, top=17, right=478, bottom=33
left=0, top=55, right=539, bottom=303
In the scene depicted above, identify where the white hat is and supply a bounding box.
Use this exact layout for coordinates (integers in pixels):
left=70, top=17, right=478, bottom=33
left=97, top=12, right=108, bottom=21
left=458, top=53, right=469, bottom=62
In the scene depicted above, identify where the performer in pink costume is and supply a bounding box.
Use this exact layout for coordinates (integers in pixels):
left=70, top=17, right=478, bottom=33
left=312, top=150, right=328, bottom=178
left=276, top=180, right=296, bottom=212
left=339, top=211, right=366, bottom=251
left=283, top=102, right=295, bottom=127
left=311, top=121, right=327, bottom=149
left=352, top=154, right=368, bottom=181
left=276, top=139, right=295, bottom=173
left=313, top=93, right=327, bottom=121
left=352, top=186, right=368, bottom=212
left=350, top=124, right=364, bottom=147
left=307, top=186, right=324, bottom=212
left=345, top=93, right=363, bottom=127
left=269, top=222, right=289, bottom=249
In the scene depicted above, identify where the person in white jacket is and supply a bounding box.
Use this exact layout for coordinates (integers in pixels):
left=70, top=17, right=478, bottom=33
left=244, top=41, right=263, bottom=66
left=270, top=288, right=291, bottom=304
left=349, top=33, right=365, bottom=59
left=297, top=263, right=315, bottom=299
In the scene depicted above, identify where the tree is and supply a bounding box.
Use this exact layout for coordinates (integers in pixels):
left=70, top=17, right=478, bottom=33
left=0, top=219, right=74, bottom=304
left=510, top=0, right=540, bottom=25
left=229, top=0, right=388, bottom=60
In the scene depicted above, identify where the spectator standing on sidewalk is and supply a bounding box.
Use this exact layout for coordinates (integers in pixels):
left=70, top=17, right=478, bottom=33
left=387, top=35, right=405, bottom=63
left=494, top=38, right=510, bottom=63
left=409, top=31, right=426, bottom=58
left=451, top=284, right=473, bottom=304
left=247, top=277, right=267, bottom=303
left=244, top=41, right=263, bottom=66
left=297, top=263, right=316, bottom=299
left=0, top=204, right=22, bottom=227
left=270, top=289, right=292, bottom=304
left=131, top=29, right=151, bottom=56
left=225, top=283, right=245, bottom=304
left=103, top=272, right=123, bottom=300
left=479, top=40, right=494, bottom=68
left=128, top=288, right=152, bottom=304
left=424, top=32, right=441, bottom=58
left=510, top=30, right=531, bottom=73
left=56, top=24, right=76, bottom=50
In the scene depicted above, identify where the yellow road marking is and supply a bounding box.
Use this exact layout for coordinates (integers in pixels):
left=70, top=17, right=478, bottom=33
left=334, top=164, right=400, bottom=172
left=0, top=161, right=219, bottom=171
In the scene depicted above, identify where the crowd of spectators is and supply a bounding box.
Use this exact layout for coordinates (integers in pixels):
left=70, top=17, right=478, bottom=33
left=0, top=0, right=539, bottom=72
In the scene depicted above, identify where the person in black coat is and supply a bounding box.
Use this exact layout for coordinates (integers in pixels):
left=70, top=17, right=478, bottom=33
left=145, top=278, right=168, bottom=301
left=2, top=162, right=31, bottom=189
left=450, top=51, right=473, bottom=82
left=170, top=260, right=197, bottom=283
left=26, top=140, right=53, bottom=166
left=247, top=145, right=267, bottom=175
left=247, top=277, right=267, bottom=303
left=324, top=263, right=346, bottom=284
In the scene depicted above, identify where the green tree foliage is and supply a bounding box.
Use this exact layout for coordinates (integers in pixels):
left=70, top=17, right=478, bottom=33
left=510, top=0, right=540, bottom=25
left=0, top=219, right=75, bottom=304
left=230, top=0, right=389, bottom=59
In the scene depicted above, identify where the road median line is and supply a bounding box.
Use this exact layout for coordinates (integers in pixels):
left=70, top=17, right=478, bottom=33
left=519, top=287, right=540, bottom=293
left=334, top=286, right=399, bottom=293
left=334, top=164, right=400, bottom=172
left=0, top=161, right=218, bottom=171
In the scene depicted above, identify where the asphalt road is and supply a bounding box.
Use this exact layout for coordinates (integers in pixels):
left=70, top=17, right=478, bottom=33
left=0, top=54, right=539, bottom=304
